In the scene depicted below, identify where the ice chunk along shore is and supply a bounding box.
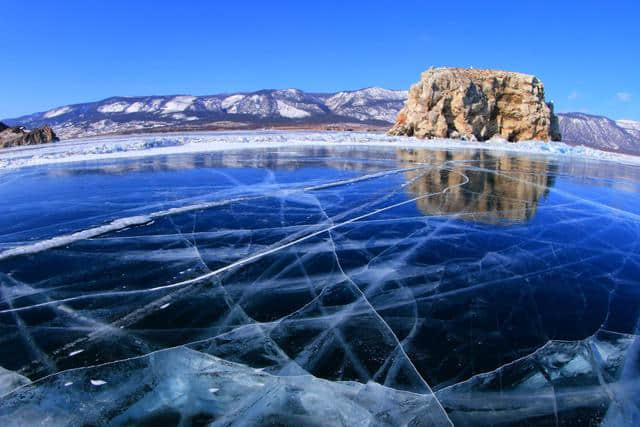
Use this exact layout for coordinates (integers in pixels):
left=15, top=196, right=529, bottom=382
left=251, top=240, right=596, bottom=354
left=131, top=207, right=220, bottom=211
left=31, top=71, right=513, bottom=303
left=0, top=346, right=451, bottom=426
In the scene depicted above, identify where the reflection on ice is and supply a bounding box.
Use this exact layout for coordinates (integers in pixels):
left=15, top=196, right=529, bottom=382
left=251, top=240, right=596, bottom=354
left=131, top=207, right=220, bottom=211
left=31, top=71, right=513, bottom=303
left=398, top=148, right=554, bottom=224
left=0, top=141, right=639, bottom=425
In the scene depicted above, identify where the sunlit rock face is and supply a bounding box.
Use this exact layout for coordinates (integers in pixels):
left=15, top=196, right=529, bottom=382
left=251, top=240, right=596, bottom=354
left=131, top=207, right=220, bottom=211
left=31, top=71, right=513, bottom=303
left=0, top=135, right=639, bottom=425
left=398, top=149, right=554, bottom=223
left=0, top=122, right=59, bottom=148
left=389, top=67, right=562, bottom=142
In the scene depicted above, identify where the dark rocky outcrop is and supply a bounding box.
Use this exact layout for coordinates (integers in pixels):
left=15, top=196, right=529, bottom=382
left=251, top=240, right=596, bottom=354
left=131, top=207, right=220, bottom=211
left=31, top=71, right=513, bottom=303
left=389, top=67, right=561, bottom=142
left=0, top=122, right=59, bottom=148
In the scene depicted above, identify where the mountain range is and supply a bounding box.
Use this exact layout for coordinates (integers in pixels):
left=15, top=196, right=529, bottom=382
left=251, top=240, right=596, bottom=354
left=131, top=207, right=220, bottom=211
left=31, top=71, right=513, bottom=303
left=3, top=88, right=407, bottom=139
left=3, top=88, right=639, bottom=156
left=556, top=113, right=640, bottom=155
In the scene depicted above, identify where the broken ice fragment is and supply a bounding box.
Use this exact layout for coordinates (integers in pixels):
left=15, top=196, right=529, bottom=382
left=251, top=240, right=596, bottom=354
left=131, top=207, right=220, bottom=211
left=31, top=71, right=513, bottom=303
left=0, top=366, right=30, bottom=396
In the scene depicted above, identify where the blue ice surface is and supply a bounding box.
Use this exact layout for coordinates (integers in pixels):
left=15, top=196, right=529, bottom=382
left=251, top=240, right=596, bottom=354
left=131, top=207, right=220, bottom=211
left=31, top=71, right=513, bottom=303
left=0, top=142, right=639, bottom=426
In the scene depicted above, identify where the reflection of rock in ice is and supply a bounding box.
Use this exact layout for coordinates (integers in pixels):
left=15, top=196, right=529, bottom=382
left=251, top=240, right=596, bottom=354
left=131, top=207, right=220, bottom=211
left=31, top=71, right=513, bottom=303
left=398, top=148, right=554, bottom=223
left=0, top=346, right=450, bottom=426
left=0, top=366, right=30, bottom=397
left=436, top=330, right=636, bottom=425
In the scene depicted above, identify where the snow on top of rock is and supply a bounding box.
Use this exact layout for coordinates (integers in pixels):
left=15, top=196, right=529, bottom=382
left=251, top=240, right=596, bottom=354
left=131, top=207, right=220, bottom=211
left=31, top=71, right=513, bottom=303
left=200, top=97, right=223, bottom=111
left=616, top=119, right=640, bottom=141
left=97, top=102, right=130, bottom=114
left=616, top=119, right=640, bottom=133
left=43, top=106, right=73, bottom=119
left=148, top=99, right=164, bottom=110
left=275, top=100, right=311, bottom=118
left=616, top=119, right=640, bottom=127
left=171, top=113, right=198, bottom=121
left=274, top=88, right=305, bottom=99
left=325, top=87, right=407, bottom=111
left=124, top=102, right=144, bottom=113
left=162, top=96, right=197, bottom=114
left=224, top=94, right=272, bottom=116
left=276, top=88, right=301, bottom=95
left=221, top=95, right=245, bottom=110
left=358, top=87, right=408, bottom=100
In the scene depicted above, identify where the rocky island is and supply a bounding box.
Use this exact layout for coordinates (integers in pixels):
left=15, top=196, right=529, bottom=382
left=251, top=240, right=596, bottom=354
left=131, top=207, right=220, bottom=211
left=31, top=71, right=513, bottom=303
left=389, top=67, right=561, bottom=142
left=0, top=122, right=59, bottom=148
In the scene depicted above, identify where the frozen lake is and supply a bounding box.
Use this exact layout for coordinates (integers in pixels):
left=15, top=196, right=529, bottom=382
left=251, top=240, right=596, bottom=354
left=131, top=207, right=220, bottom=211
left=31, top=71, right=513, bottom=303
left=0, top=133, right=639, bottom=425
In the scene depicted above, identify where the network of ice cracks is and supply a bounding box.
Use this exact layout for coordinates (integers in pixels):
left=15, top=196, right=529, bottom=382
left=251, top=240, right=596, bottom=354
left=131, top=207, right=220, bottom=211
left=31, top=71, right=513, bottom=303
left=0, top=131, right=639, bottom=426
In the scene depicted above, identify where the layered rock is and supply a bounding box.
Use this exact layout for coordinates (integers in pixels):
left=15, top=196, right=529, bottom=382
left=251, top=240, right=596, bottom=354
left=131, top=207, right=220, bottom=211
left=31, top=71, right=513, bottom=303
left=0, top=122, right=59, bottom=148
left=389, top=67, right=561, bottom=142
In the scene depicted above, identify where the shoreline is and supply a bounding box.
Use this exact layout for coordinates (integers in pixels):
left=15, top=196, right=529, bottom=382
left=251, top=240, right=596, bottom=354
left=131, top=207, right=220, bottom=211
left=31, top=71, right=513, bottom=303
left=1, top=130, right=639, bottom=171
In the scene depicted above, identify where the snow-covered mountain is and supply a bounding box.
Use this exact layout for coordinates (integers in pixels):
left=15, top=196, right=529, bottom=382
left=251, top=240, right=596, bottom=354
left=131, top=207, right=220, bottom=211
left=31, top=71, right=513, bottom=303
left=557, top=113, right=640, bottom=155
left=3, top=88, right=408, bottom=139
left=323, top=87, right=408, bottom=122
left=5, top=91, right=640, bottom=157
left=616, top=119, right=640, bottom=140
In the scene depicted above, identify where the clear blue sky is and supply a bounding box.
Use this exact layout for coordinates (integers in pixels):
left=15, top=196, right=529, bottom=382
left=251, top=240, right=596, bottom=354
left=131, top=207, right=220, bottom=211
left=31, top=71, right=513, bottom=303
left=2, top=0, right=639, bottom=120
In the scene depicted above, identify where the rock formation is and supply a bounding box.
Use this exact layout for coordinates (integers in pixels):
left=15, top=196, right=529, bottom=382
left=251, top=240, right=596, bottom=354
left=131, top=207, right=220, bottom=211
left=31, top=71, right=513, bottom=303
left=389, top=67, right=561, bottom=142
left=0, top=122, right=59, bottom=148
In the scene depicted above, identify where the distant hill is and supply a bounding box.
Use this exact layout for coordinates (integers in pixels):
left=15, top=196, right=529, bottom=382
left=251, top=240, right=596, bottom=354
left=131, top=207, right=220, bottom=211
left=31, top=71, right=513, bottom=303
left=557, top=113, right=640, bottom=156
left=4, top=89, right=639, bottom=156
left=2, top=88, right=407, bottom=139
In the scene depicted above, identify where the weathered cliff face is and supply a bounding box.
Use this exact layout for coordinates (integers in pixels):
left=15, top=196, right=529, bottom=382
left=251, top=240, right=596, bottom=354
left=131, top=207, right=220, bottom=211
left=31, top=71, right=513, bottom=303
left=0, top=122, right=59, bottom=148
left=389, top=67, right=561, bottom=142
